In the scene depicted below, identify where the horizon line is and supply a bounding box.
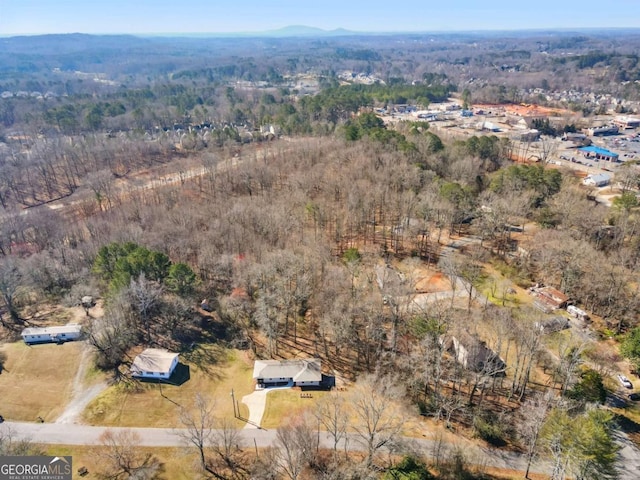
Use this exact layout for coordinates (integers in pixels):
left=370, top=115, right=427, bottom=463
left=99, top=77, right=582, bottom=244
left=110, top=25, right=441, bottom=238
left=3, top=25, right=640, bottom=38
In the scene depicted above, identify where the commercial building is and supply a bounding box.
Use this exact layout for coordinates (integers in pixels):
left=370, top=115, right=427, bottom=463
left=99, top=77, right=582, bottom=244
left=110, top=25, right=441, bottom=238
left=586, top=126, right=619, bottom=136
left=613, top=116, right=640, bottom=129
left=579, top=146, right=619, bottom=162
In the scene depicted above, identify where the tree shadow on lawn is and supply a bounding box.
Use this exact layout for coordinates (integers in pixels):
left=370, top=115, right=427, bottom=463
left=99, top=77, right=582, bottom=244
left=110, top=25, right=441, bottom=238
left=179, top=343, right=226, bottom=379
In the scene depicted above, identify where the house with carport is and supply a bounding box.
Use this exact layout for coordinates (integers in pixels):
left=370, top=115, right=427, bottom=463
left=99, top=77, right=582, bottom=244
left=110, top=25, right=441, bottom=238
left=253, top=358, right=322, bottom=388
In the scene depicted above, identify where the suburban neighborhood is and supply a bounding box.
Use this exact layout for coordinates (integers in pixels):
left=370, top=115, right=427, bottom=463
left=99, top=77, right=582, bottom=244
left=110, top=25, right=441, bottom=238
left=4, top=6, right=640, bottom=479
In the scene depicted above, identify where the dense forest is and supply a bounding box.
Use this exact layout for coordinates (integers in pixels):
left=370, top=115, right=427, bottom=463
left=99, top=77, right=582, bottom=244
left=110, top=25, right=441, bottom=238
left=2, top=30, right=640, bottom=479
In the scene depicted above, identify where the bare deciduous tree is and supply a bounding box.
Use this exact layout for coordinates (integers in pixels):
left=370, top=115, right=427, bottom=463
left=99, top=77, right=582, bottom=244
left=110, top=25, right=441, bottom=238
left=314, top=390, right=348, bottom=456
left=274, top=413, right=319, bottom=480
left=178, top=393, right=216, bottom=473
left=0, top=256, right=23, bottom=323
left=178, top=393, right=249, bottom=480
left=519, top=391, right=553, bottom=479
left=96, top=429, right=163, bottom=480
left=349, top=374, right=407, bottom=468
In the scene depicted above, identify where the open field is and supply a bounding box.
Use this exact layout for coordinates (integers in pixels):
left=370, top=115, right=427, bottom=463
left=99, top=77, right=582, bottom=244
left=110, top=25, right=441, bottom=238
left=82, top=347, right=254, bottom=427
left=0, top=341, right=84, bottom=422
left=37, top=443, right=547, bottom=480
left=41, top=444, right=198, bottom=480
left=260, top=388, right=330, bottom=429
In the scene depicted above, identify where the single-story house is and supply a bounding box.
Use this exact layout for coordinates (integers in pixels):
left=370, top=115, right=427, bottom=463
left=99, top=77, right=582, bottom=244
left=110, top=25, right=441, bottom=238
left=441, top=333, right=506, bottom=375
left=530, top=285, right=569, bottom=313
left=535, top=316, right=570, bottom=334
left=21, top=324, right=82, bottom=345
left=130, top=348, right=179, bottom=380
left=253, top=358, right=322, bottom=387
left=583, top=173, right=612, bottom=187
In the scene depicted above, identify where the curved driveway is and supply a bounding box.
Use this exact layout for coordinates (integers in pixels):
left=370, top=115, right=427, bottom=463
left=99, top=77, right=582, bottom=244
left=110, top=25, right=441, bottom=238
left=241, top=385, right=292, bottom=429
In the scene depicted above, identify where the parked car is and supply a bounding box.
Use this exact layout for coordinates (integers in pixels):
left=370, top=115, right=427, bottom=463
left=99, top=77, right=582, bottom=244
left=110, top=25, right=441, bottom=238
left=618, top=374, right=633, bottom=389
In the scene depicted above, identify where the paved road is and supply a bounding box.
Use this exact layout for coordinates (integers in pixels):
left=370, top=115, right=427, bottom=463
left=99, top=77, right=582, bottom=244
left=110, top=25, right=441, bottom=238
left=0, top=420, right=551, bottom=475
left=5, top=420, right=639, bottom=478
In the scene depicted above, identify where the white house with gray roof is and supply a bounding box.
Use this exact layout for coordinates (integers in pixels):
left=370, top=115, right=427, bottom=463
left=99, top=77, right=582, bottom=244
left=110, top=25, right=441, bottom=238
left=253, top=358, right=322, bottom=387
left=21, top=324, right=82, bottom=345
left=130, top=348, right=179, bottom=380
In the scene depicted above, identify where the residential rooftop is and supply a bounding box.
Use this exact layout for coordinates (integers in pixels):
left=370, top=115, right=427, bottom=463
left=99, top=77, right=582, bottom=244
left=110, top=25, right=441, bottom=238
left=253, top=358, right=322, bottom=383
left=21, top=324, right=82, bottom=336
left=131, top=348, right=179, bottom=375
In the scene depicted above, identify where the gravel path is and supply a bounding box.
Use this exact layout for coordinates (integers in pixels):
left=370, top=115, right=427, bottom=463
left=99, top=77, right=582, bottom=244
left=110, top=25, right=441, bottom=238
left=54, top=342, right=108, bottom=424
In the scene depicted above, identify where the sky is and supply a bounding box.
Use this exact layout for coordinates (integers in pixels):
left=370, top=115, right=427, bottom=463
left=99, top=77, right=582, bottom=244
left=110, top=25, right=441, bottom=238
left=1, top=0, right=640, bottom=35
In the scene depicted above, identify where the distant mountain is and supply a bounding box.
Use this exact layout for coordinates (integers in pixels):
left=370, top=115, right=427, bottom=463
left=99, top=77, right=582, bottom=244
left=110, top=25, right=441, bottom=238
left=259, top=25, right=356, bottom=37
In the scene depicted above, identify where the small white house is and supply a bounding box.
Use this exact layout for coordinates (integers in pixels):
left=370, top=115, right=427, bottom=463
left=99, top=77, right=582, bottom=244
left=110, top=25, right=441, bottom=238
left=583, top=173, right=612, bottom=187
left=21, top=324, right=82, bottom=345
left=253, top=358, right=322, bottom=387
left=130, top=348, right=179, bottom=380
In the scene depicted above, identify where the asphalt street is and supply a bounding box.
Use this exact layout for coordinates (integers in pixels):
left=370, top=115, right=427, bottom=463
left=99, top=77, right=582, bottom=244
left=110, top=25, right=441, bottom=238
left=1, top=420, right=552, bottom=475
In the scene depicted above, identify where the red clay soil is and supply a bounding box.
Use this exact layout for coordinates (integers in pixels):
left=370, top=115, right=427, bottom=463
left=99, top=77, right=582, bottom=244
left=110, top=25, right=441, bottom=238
left=474, top=103, right=575, bottom=117
left=415, top=271, right=451, bottom=293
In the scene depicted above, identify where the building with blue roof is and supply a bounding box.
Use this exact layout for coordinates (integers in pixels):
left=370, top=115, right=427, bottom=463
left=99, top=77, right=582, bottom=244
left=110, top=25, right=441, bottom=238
left=578, top=146, right=619, bottom=162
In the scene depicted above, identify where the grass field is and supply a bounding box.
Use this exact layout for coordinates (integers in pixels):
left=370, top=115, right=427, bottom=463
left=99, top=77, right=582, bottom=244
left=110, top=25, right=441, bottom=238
left=0, top=341, right=84, bottom=421
left=42, top=444, right=198, bottom=480
left=40, top=443, right=544, bottom=480
left=260, top=388, right=329, bottom=429
left=83, top=347, right=254, bottom=427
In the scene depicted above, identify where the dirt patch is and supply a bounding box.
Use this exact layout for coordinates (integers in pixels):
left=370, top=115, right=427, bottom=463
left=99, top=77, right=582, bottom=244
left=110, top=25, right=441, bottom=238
left=474, top=103, right=576, bottom=117
left=415, top=271, right=451, bottom=293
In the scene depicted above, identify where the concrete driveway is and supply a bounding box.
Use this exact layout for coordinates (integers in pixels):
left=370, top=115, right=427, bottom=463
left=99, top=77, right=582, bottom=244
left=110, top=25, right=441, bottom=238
left=241, top=384, right=292, bottom=429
